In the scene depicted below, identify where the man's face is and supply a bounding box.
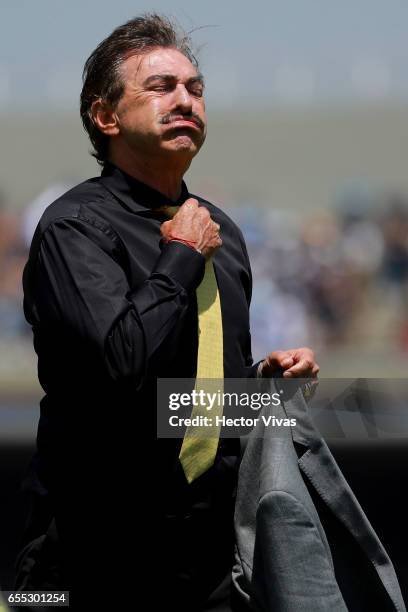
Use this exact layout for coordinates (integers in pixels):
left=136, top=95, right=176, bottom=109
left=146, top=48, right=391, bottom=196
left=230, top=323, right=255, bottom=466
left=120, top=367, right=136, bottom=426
left=113, top=47, right=207, bottom=160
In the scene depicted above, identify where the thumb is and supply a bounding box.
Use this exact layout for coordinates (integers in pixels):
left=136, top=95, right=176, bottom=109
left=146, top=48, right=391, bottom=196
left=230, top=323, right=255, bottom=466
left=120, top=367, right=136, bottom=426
left=160, top=220, right=172, bottom=236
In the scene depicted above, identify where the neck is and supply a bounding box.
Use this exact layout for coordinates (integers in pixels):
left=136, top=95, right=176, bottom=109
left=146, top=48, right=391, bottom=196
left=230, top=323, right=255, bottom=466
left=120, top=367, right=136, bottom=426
left=109, top=143, right=192, bottom=201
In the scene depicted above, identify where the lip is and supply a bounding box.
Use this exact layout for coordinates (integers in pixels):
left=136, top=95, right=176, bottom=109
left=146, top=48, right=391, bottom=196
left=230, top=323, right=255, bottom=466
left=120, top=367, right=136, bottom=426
left=165, top=118, right=202, bottom=130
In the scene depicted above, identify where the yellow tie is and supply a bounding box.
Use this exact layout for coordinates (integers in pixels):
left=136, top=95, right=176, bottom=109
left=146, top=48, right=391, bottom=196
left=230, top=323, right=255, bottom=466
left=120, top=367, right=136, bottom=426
left=0, top=592, right=9, bottom=612
left=159, top=205, right=224, bottom=483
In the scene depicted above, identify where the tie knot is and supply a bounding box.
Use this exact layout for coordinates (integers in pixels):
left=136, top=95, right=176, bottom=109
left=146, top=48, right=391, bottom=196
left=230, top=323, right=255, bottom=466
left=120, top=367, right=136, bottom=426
left=157, top=205, right=180, bottom=219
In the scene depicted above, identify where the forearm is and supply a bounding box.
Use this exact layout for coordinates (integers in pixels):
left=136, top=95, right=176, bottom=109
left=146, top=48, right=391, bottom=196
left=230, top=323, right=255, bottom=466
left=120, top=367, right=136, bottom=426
left=103, top=241, right=205, bottom=383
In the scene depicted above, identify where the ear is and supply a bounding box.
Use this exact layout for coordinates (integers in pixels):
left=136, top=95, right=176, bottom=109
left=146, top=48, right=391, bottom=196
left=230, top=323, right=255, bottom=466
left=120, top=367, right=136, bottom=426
left=91, top=98, right=120, bottom=136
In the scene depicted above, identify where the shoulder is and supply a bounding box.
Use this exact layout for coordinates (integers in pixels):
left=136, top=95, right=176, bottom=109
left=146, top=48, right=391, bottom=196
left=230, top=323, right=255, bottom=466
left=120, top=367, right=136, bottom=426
left=26, top=177, right=121, bottom=263
left=36, top=177, right=111, bottom=234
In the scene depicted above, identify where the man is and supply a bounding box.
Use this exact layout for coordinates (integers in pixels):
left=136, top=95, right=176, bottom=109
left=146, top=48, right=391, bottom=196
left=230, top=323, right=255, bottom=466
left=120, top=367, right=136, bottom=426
left=17, top=14, right=319, bottom=611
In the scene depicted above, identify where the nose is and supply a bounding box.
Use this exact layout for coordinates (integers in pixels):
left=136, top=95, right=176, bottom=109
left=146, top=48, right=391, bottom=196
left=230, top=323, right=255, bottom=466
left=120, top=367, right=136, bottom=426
left=172, top=83, right=193, bottom=113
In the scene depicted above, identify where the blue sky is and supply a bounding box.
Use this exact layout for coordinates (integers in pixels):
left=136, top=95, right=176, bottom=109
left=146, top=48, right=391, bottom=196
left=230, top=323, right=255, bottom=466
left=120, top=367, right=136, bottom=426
left=2, top=0, right=408, bottom=110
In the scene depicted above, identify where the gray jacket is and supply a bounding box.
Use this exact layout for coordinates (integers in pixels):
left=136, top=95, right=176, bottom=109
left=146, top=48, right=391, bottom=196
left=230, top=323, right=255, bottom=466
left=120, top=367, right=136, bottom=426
left=232, top=381, right=406, bottom=611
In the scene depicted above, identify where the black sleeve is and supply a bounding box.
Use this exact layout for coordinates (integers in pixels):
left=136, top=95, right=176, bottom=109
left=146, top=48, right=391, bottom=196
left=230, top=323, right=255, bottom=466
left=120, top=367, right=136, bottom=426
left=32, top=216, right=205, bottom=387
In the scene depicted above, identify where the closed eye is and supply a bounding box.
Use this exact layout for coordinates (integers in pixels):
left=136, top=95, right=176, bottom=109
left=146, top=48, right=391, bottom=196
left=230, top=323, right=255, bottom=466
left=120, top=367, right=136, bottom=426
left=150, top=82, right=175, bottom=93
left=143, top=73, right=205, bottom=96
left=188, top=85, right=204, bottom=97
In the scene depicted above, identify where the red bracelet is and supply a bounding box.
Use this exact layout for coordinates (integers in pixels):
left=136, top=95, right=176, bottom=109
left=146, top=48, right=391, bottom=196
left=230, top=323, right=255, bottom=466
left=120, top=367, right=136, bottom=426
left=166, top=234, right=198, bottom=251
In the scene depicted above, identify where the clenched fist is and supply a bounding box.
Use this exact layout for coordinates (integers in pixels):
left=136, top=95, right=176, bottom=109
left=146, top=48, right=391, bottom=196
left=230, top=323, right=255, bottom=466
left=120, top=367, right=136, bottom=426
left=259, top=347, right=319, bottom=379
left=161, top=198, right=222, bottom=260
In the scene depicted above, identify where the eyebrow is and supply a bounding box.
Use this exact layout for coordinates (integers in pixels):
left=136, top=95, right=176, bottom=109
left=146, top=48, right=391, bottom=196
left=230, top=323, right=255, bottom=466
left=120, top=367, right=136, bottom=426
left=142, top=73, right=205, bottom=87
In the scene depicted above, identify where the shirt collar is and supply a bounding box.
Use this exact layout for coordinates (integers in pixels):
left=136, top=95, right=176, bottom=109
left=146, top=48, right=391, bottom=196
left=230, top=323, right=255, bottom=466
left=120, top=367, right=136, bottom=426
left=100, top=161, right=190, bottom=214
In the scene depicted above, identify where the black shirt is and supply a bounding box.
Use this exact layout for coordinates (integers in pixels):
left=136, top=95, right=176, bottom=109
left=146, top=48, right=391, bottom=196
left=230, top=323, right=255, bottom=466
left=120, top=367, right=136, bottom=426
left=21, top=162, right=257, bottom=608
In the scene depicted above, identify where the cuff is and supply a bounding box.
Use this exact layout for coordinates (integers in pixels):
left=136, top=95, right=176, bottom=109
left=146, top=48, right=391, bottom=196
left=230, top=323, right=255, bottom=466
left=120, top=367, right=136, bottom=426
left=153, top=240, right=205, bottom=293
left=255, top=360, right=265, bottom=378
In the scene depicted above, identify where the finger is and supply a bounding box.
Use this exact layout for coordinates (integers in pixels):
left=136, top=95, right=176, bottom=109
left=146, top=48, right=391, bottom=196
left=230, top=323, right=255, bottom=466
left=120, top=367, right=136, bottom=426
left=277, top=354, right=295, bottom=369
left=283, top=359, right=314, bottom=378
left=266, top=352, right=295, bottom=371
left=184, top=198, right=199, bottom=207
left=197, top=206, right=211, bottom=219
left=179, top=199, right=198, bottom=214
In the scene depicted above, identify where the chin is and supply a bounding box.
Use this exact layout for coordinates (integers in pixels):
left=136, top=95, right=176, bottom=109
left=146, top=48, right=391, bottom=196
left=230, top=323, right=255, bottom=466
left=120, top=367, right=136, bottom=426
left=166, top=135, right=201, bottom=155
left=164, top=129, right=204, bottom=151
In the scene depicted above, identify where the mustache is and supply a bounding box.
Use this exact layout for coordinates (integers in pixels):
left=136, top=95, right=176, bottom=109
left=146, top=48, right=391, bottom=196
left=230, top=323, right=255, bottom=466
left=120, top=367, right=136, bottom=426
left=160, top=112, right=205, bottom=130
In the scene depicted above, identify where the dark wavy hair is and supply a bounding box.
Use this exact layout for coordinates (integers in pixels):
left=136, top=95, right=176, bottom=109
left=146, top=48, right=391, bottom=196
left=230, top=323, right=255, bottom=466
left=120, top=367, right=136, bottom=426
left=80, top=14, right=198, bottom=165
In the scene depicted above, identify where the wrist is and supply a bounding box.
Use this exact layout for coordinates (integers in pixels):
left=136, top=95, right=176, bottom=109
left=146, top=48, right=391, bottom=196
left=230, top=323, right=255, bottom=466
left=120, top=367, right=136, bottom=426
left=165, top=235, right=202, bottom=254
left=153, top=241, right=205, bottom=292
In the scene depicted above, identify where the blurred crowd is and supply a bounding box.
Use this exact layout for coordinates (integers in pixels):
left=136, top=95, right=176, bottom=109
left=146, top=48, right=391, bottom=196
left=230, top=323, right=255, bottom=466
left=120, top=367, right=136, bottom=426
left=2, top=183, right=408, bottom=360
left=232, top=190, right=408, bottom=357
